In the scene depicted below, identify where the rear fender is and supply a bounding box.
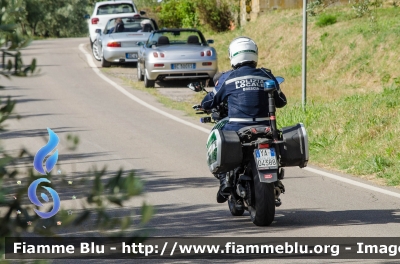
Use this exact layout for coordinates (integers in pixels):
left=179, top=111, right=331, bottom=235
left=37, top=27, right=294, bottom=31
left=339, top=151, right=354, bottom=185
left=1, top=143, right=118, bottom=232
left=256, top=169, right=278, bottom=183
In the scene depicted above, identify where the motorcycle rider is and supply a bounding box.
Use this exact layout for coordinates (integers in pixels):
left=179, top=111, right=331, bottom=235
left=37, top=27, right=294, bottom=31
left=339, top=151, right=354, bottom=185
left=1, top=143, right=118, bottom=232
left=201, top=37, right=287, bottom=203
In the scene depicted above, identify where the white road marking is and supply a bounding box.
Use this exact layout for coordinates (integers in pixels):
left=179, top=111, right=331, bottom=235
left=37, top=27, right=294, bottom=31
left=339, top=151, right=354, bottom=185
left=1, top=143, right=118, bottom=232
left=304, top=167, right=400, bottom=198
left=78, top=44, right=209, bottom=134
left=79, top=43, right=400, bottom=200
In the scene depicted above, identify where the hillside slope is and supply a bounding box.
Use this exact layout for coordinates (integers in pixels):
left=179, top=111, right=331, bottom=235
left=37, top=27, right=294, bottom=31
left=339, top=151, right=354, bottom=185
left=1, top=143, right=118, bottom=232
left=207, top=6, right=400, bottom=185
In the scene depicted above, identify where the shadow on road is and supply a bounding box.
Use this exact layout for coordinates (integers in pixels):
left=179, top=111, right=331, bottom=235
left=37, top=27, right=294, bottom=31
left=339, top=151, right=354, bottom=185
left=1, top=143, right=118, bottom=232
left=0, top=126, right=86, bottom=139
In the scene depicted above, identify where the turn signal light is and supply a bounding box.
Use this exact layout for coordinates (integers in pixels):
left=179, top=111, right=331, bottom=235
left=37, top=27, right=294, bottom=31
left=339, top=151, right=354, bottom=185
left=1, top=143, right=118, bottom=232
left=91, top=18, right=99, bottom=24
left=107, top=42, right=121, bottom=47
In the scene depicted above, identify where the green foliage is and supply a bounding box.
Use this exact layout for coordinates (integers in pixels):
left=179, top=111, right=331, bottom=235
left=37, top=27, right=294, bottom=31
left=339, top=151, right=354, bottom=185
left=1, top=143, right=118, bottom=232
left=315, top=14, right=337, bottom=27
left=196, top=0, right=232, bottom=32
left=307, top=0, right=325, bottom=16
left=24, top=0, right=89, bottom=37
left=350, top=0, right=382, bottom=22
left=158, top=0, right=232, bottom=32
left=159, top=0, right=198, bottom=28
left=0, top=0, right=153, bottom=260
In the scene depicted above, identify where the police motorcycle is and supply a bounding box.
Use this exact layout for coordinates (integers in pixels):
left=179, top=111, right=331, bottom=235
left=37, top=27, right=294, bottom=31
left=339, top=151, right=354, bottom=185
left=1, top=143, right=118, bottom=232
left=187, top=78, right=309, bottom=226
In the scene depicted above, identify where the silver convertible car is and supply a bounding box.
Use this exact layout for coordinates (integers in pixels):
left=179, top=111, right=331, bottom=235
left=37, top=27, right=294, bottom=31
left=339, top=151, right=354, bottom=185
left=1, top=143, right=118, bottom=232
left=92, top=16, right=158, bottom=67
left=137, top=29, right=218, bottom=87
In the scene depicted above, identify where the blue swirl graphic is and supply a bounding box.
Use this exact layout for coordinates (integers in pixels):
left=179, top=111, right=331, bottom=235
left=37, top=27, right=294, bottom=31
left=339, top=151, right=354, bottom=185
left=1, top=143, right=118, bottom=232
left=33, top=128, right=59, bottom=175
left=28, top=178, right=61, bottom=219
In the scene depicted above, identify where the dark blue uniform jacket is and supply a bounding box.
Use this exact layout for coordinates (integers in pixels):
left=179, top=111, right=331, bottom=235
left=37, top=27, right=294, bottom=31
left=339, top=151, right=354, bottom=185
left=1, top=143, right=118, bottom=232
left=201, top=66, right=287, bottom=131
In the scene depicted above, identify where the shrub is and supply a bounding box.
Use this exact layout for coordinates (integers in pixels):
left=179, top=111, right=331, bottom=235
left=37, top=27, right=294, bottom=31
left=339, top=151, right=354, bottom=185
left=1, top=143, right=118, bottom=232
left=316, top=14, right=337, bottom=27
left=158, top=0, right=198, bottom=28
left=195, top=0, right=232, bottom=32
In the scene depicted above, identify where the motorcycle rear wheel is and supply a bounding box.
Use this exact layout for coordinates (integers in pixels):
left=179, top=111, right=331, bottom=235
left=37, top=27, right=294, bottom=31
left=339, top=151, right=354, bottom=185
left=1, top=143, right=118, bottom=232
left=249, top=160, right=275, bottom=226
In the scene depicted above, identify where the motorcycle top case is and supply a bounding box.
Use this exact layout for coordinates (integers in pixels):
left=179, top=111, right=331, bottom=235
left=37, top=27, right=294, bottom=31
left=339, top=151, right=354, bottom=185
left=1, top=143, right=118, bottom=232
left=279, top=123, right=309, bottom=168
left=206, top=129, right=243, bottom=174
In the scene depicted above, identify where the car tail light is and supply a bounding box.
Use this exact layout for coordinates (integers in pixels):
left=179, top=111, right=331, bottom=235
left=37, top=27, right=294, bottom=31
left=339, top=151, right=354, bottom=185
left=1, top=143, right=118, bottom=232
left=258, top=143, right=270, bottom=149
left=200, top=51, right=204, bottom=57
left=91, top=17, right=99, bottom=24
left=160, top=53, right=165, bottom=58
left=153, top=52, right=158, bottom=58
left=202, top=62, right=212, bottom=66
left=206, top=50, right=212, bottom=56
left=154, top=64, right=164, bottom=67
left=107, top=42, right=121, bottom=47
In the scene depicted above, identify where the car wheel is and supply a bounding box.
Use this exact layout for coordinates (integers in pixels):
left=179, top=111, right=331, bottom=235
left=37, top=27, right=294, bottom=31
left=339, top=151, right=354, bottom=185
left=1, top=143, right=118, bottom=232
left=137, top=63, right=144, bottom=81
left=101, top=54, right=111, bottom=68
left=144, top=70, right=155, bottom=88
left=92, top=40, right=101, bottom=61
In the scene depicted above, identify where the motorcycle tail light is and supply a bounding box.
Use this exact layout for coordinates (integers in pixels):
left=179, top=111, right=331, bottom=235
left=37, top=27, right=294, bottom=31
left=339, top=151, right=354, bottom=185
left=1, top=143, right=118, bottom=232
left=153, top=52, right=158, bottom=58
left=107, top=42, right=121, bottom=47
left=91, top=18, right=99, bottom=24
left=258, top=143, right=270, bottom=149
left=206, top=50, right=212, bottom=56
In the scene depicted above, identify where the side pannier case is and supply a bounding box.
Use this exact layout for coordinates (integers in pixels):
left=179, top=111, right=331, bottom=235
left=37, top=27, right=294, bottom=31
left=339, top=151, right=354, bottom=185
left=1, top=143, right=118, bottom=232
left=206, top=130, right=243, bottom=174
left=279, top=123, right=309, bottom=168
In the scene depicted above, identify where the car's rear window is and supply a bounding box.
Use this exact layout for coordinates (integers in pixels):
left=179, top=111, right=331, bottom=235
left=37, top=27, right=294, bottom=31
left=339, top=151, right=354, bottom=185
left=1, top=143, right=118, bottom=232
left=104, top=18, right=155, bottom=34
left=97, top=4, right=134, bottom=15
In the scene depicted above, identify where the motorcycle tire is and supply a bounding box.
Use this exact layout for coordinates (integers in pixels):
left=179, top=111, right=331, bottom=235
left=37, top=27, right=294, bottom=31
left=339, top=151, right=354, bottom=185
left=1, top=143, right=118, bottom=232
left=249, top=159, right=275, bottom=226
left=228, top=195, right=245, bottom=216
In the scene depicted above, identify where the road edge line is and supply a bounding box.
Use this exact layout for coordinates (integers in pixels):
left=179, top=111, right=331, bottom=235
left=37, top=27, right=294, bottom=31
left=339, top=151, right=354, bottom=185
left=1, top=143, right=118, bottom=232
left=78, top=44, right=209, bottom=134
left=303, top=167, right=400, bottom=198
left=79, top=43, right=400, bottom=199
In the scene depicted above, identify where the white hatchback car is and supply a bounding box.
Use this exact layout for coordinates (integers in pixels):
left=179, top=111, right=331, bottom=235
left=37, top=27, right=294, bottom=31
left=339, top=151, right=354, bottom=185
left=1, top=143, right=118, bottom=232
left=86, top=0, right=145, bottom=47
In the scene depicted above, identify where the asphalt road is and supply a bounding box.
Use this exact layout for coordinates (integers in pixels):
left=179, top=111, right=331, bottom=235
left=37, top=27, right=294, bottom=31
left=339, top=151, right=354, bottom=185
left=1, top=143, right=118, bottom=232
left=1, top=38, right=400, bottom=262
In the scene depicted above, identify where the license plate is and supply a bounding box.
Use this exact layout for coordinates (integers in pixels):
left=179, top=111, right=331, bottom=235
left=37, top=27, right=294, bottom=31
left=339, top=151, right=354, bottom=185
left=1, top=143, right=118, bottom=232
left=171, top=63, right=195, bottom=69
left=126, top=53, right=138, bottom=59
left=254, top=148, right=278, bottom=169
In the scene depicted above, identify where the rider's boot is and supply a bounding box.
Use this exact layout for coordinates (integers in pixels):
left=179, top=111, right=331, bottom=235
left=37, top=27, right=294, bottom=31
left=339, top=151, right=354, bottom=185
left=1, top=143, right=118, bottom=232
left=216, top=173, right=232, bottom=203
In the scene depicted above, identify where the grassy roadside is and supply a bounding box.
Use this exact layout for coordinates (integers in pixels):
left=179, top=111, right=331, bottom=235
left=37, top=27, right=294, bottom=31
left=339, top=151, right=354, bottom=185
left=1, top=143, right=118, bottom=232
left=107, top=4, right=400, bottom=186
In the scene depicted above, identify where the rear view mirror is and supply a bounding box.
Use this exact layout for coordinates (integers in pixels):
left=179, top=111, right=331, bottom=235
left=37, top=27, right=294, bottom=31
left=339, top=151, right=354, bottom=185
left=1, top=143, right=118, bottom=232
left=140, top=10, right=146, bottom=15
left=95, top=29, right=101, bottom=34
left=84, top=14, right=90, bottom=19
left=187, top=82, right=204, bottom=92
left=207, top=39, right=214, bottom=44
left=136, top=42, right=144, bottom=46
left=275, top=77, right=285, bottom=84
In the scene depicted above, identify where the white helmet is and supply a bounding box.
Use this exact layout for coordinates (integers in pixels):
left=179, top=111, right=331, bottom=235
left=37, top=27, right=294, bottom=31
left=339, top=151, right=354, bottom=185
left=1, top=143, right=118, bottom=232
left=228, top=37, right=258, bottom=68
left=141, top=19, right=152, bottom=26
